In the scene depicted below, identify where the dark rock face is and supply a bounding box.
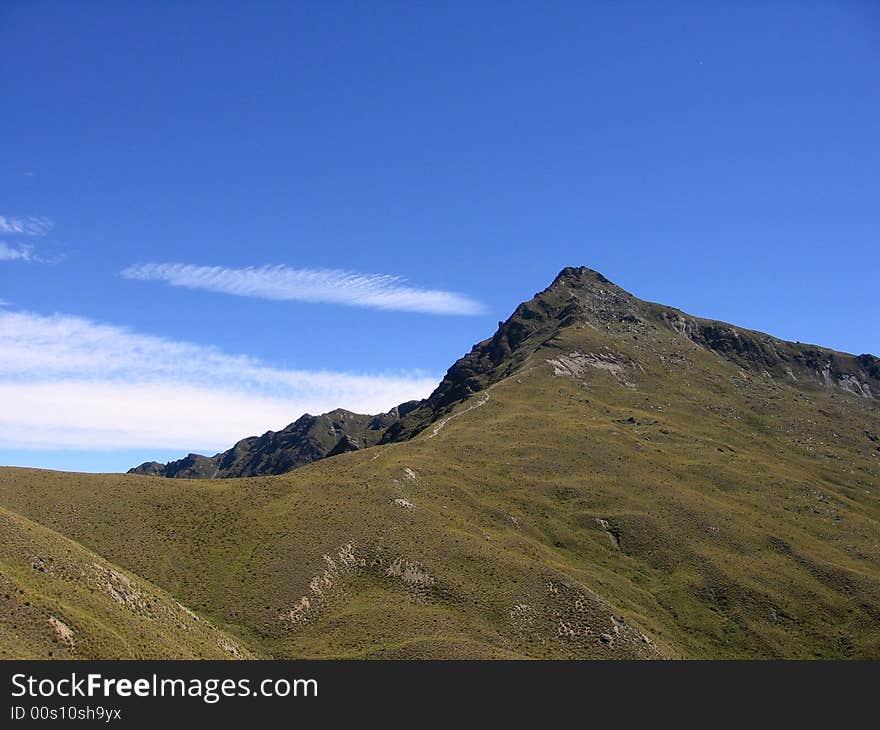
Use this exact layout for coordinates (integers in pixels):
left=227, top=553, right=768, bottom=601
left=326, top=434, right=361, bottom=458
left=214, top=409, right=389, bottom=478
left=129, top=456, right=211, bottom=479
left=128, top=406, right=405, bottom=479
left=161, top=453, right=217, bottom=479
left=127, top=461, right=167, bottom=477
left=129, top=454, right=216, bottom=479
left=130, top=265, right=878, bottom=477
left=858, top=354, right=880, bottom=380
left=382, top=267, right=647, bottom=442
left=656, top=308, right=878, bottom=397
left=386, top=265, right=878, bottom=441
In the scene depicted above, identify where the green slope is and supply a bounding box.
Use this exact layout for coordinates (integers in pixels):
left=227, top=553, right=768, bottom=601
left=1, top=267, right=878, bottom=659
left=0, top=503, right=255, bottom=659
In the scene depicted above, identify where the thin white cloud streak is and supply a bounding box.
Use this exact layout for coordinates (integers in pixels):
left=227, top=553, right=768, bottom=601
left=0, top=216, right=53, bottom=236
left=0, top=242, right=34, bottom=261
left=0, top=215, right=56, bottom=262
left=121, top=262, right=486, bottom=316
left=0, top=309, right=438, bottom=452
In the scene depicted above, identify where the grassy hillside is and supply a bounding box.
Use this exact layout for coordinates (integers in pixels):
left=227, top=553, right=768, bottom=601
left=1, top=269, right=878, bottom=659
left=0, top=503, right=255, bottom=659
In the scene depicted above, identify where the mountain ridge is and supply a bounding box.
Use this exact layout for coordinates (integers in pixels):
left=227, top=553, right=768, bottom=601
left=131, top=266, right=878, bottom=478
left=129, top=404, right=420, bottom=478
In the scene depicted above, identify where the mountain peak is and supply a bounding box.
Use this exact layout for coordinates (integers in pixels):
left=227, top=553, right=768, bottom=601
left=384, top=264, right=878, bottom=442
left=548, top=265, right=612, bottom=289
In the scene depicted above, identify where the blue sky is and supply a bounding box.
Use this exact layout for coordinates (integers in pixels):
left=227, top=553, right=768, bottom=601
left=1, top=1, right=878, bottom=472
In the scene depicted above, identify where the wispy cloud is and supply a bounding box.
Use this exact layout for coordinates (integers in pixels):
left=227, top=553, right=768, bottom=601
left=0, top=214, right=56, bottom=263
left=0, top=308, right=438, bottom=451
left=0, top=215, right=53, bottom=236
left=0, top=242, right=35, bottom=261
left=121, top=262, right=486, bottom=315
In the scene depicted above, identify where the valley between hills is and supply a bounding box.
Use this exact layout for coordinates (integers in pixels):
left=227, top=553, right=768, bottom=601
left=2, top=267, right=878, bottom=659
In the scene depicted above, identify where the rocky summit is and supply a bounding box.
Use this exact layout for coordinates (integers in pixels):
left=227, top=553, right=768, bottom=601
left=2, top=266, right=879, bottom=659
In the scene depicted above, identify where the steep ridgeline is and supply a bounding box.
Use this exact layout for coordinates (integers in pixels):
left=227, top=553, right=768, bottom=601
left=383, top=266, right=879, bottom=440
left=129, top=404, right=420, bottom=479
left=131, top=266, right=879, bottom=478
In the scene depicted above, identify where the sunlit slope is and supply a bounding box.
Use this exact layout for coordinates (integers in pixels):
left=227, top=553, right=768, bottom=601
left=1, top=307, right=878, bottom=658
left=0, top=503, right=255, bottom=659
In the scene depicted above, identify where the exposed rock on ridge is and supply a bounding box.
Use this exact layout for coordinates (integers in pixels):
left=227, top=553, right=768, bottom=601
left=129, top=405, right=417, bottom=479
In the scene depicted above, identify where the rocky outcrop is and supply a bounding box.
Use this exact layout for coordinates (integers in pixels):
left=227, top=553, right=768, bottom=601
left=383, top=267, right=629, bottom=442
left=129, top=406, right=409, bottom=479
left=656, top=308, right=877, bottom=398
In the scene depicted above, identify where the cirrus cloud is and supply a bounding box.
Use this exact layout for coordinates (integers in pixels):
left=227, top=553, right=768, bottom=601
left=0, top=214, right=57, bottom=263
left=120, top=262, right=486, bottom=316
left=0, top=242, right=35, bottom=261
left=0, top=215, right=53, bottom=236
